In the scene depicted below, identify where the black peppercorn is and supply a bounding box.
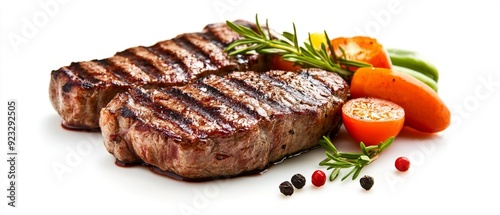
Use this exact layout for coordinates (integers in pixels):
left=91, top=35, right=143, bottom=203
left=291, top=173, right=306, bottom=189
left=279, top=181, right=294, bottom=196
left=360, top=175, right=374, bottom=190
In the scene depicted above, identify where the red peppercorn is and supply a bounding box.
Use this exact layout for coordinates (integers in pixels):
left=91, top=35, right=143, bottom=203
left=311, top=170, right=326, bottom=187
left=395, top=156, right=410, bottom=172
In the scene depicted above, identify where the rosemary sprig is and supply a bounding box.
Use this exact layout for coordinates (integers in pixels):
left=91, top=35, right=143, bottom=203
left=224, top=15, right=372, bottom=81
left=319, top=136, right=394, bottom=181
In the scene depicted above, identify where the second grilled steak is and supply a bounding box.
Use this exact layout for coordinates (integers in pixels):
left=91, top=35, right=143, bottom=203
left=100, top=68, right=349, bottom=180
left=49, top=20, right=270, bottom=129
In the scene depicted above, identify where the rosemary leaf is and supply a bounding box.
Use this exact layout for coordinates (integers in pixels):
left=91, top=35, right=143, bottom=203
left=292, top=23, right=299, bottom=52
left=258, top=48, right=288, bottom=54
left=352, top=166, right=364, bottom=180
left=330, top=168, right=341, bottom=181
left=319, top=136, right=338, bottom=154
left=319, top=157, right=331, bottom=165
left=254, top=15, right=267, bottom=40
left=224, top=15, right=372, bottom=81
left=338, top=152, right=364, bottom=160
left=318, top=136, right=395, bottom=181
left=325, top=31, right=338, bottom=64
left=265, top=19, right=272, bottom=41
left=379, top=136, right=395, bottom=152
left=338, top=46, right=347, bottom=61
left=282, top=32, right=295, bottom=44
left=325, top=152, right=348, bottom=163
left=360, top=142, right=369, bottom=156
left=338, top=58, right=372, bottom=68
left=365, top=145, right=379, bottom=151
left=341, top=167, right=358, bottom=181
left=228, top=44, right=262, bottom=55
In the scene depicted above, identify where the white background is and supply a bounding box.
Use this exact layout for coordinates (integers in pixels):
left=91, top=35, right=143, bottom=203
left=1, top=0, right=500, bottom=214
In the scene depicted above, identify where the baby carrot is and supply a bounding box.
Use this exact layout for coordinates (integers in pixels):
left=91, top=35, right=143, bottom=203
left=350, top=67, right=450, bottom=133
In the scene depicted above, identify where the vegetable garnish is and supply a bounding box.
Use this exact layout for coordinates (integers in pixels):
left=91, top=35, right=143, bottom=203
left=350, top=67, right=450, bottom=133
left=393, top=65, right=439, bottom=92
left=319, top=136, right=394, bottom=181
left=330, top=36, right=392, bottom=70
left=225, top=15, right=371, bottom=81
left=388, top=48, right=440, bottom=92
left=387, top=48, right=439, bottom=82
left=342, top=97, right=405, bottom=146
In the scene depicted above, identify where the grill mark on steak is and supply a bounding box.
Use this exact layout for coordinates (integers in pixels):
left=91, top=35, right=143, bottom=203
left=92, top=58, right=136, bottom=83
left=181, top=33, right=233, bottom=72
left=204, top=75, right=280, bottom=119
left=297, top=71, right=333, bottom=95
left=116, top=48, right=164, bottom=81
left=128, top=88, right=196, bottom=136
left=172, top=36, right=216, bottom=70
left=119, top=106, right=137, bottom=118
left=57, top=62, right=103, bottom=92
left=56, top=68, right=83, bottom=93
left=144, top=44, right=190, bottom=82
left=117, top=91, right=185, bottom=140
left=261, top=73, right=323, bottom=106
left=228, top=72, right=314, bottom=111
left=201, top=20, right=255, bottom=45
left=196, top=82, right=261, bottom=120
left=159, top=87, right=234, bottom=133
left=176, top=79, right=258, bottom=133
left=195, top=32, right=227, bottom=49
left=202, top=23, right=238, bottom=45
left=127, top=46, right=181, bottom=84
left=80, top=61, right=127, bottom=86
left=300, top=69, right=349, bottom=101
left=156, top=40, right=206, bottom=79
left=268, top=70, right=334, bottom=105
left=226, top=77, right=292, bottom=113
left=66, top=62, right=101, bottom=85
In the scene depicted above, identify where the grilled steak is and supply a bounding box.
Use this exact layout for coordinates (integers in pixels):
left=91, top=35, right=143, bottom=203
left=100, top=68, right=349, bottom=180
left=49, top=20, right=270, bottom=129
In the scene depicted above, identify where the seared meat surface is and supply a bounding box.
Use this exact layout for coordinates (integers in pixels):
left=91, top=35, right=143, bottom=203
left=49, top=20, right=268, bottom=129
left=100, top=69, right=349, bottom=179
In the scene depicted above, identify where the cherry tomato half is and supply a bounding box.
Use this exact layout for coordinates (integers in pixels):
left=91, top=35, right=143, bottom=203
left=330, top=36, right=392, bottom=70
left=342, top=97, right=405, bottom=146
